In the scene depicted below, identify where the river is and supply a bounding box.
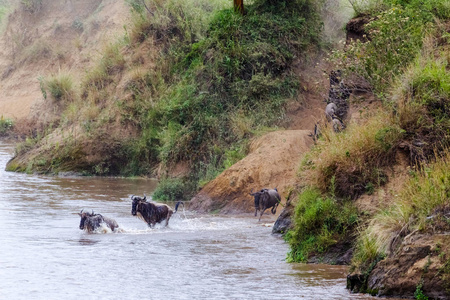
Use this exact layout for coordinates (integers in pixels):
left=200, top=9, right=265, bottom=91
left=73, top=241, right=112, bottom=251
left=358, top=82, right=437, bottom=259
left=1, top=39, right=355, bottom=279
left=0, top=141, right=379, bottom=299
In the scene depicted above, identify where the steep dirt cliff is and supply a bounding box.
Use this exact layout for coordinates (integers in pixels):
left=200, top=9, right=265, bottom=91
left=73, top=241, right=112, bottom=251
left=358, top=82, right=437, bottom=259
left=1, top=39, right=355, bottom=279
left=0, top=0, right=128, bottom=122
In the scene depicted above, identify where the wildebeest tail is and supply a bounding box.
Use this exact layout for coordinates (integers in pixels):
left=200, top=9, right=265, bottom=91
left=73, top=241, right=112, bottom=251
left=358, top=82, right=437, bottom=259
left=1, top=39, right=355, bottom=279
left=174, top=201, right=184, bottom=213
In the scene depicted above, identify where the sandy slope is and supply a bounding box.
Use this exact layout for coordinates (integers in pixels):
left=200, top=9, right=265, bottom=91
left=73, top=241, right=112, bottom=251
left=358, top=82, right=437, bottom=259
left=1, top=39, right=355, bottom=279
left=0, top=0, right=128, bottom=120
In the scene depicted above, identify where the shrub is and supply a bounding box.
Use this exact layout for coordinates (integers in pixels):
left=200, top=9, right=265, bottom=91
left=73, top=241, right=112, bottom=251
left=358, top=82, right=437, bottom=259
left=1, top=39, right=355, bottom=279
left=152, top=177, right=194, bottom=201
left=286, top=187, right=358, bottom=262
left=82, top=43, right=125, bottom=93
left=0, top=115, right=13, bottom=135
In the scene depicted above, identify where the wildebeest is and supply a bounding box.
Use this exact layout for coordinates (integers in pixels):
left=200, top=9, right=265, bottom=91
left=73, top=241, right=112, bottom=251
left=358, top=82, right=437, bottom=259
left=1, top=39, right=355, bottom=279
left=325, top=102, right=338, bottom=121
left=131, top=195, right=183, bottom=228
left=309, top=122, right=321, bottom=143
left=78, top=210, right=119, bottom=233
left=332, top=116, right=346, bottom=132
left=250, top=188, right=281, bottom=221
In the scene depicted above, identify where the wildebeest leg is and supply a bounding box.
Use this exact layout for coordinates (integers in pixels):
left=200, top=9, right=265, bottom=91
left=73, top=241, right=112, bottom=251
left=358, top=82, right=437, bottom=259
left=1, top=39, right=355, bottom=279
left=271, top=203, right=279, bottom=214
left=254, top=208, right=258, bottom=217
left=258, top=208, right=267, bottom=222
left=165, top=211, right=173, bottom=227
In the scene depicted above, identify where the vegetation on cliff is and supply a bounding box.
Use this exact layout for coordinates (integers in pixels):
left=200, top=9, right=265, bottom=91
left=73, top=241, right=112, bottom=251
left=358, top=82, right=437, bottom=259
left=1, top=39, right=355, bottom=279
left=286, top=0, right=450, bottom=297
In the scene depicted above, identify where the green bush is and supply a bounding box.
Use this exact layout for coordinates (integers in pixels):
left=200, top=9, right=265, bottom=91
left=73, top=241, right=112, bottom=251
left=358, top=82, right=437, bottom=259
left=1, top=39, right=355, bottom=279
left=0, top=116, right=13, bottom=134
left=286, top=188, right=358, bottom=262
left=152, top=177, right=193, bottom=201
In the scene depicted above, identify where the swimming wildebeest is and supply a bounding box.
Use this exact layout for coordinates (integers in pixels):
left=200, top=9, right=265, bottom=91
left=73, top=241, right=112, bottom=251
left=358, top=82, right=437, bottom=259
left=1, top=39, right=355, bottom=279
left=78, top=210, right=119, bottom=233
left=131, top=195, right=183, bottom=228
left=249, top=188, right=281, bottom=221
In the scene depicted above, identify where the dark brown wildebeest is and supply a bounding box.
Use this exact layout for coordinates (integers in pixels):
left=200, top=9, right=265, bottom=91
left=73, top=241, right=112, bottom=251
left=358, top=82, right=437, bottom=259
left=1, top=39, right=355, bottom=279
left=250, top=188, right=281, bottom=221
left=131, top=195, right=183, bottom=228
left=78, top=210, right=119, bottom=233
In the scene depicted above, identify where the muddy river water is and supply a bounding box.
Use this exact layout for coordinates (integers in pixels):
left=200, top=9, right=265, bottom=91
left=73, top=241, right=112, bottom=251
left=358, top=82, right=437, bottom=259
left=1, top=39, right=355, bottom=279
left=0, top=141, right=380, bottom=299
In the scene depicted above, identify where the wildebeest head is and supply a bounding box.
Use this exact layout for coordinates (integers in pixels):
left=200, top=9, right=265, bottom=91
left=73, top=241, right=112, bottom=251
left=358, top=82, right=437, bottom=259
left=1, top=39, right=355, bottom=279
left=131, top=195, right=146, bottom=216
left=78, top=209, right=95, bottom=230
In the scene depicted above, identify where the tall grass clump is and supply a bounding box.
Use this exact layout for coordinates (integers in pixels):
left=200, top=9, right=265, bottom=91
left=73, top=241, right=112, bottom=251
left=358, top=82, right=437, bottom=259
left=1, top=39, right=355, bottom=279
left=302, top=111, right=403, bottom=198
left=126, top=0, right=229, bottom=46
left=392, top=36, right=450, bottom=163
left=286, top=187, right=359, bottom=262
left=40, top=72, right=75, bottom=103
left=152, top=177, right=195, bottom=201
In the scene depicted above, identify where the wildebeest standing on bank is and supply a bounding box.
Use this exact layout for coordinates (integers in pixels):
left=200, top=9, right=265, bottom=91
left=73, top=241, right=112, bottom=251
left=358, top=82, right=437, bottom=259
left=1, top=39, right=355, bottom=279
left=250, top=188, right=281, bottom=221
left=78, top=210, right=119, bottom=233
left=131, top=195, right=183, bottom=228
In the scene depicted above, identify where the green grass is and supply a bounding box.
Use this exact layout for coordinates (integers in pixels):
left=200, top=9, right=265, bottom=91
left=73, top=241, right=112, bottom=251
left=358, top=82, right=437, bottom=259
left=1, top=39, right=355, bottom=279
left=289, top=0, right=450, bottom=272
left=392, top=39, right=450, bottom=162
left=0, top=115, right=13, bottom=135
left=286, top=187, right=358, bottom=262
left=9, top=0, right=324, bottom=179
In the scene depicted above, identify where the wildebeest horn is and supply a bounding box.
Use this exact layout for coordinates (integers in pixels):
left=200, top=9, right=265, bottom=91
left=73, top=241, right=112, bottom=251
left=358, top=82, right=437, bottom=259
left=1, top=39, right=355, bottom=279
left=131, top=195, right=135, bottom=200
left=143, top=194, right=147, bottom=201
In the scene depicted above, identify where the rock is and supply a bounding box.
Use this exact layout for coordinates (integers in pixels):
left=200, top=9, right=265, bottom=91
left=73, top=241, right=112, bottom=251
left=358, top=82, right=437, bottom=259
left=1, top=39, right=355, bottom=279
left=357, top=234, right=450, bottom=299
left=272, top=205, right=293, bottom=234
left=272, top=190, right=296, bottom=234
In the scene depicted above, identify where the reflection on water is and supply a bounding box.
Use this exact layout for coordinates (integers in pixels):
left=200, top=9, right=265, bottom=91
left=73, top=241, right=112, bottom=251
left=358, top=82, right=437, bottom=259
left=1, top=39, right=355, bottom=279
left=76, top=238, right=100, bottom=246
left=0, top=141, right=381, bottom=299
